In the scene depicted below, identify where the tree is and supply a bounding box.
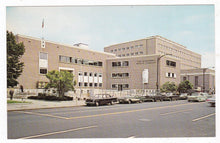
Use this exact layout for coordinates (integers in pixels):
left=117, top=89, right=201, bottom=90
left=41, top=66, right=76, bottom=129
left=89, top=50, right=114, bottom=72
left=160, top=81, right=177, bottom=93
left=45, top=70, right=76, bottom=97
left=7, top=31, right=25, bottom=87
left=177, top=80, right=193, bottom=94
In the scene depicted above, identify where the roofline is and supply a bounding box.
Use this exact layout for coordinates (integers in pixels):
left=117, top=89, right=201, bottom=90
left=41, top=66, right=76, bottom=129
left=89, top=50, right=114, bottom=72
left=16, top=34, right=116, bottom=56
left=104, top=35, right=201, bottom=57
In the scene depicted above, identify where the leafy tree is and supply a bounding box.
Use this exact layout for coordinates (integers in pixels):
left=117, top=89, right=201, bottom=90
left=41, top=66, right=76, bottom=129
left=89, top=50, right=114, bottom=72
left=7, top=31, right=25, bottom=87
left=177, top=80, right=193, bottom=94
left=45, top=70, right=76, bottom=97
left=160, top=81, right=177, bottom=93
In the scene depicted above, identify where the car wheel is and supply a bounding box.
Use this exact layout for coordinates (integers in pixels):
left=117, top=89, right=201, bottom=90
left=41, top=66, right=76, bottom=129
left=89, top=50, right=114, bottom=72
left=110, top=101, right=113, bottom=105
left=188, top=100, right=191, bottom=102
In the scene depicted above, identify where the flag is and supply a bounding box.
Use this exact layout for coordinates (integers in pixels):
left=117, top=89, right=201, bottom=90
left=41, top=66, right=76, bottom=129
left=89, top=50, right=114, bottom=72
left=42, top=19, right=44, bottom=28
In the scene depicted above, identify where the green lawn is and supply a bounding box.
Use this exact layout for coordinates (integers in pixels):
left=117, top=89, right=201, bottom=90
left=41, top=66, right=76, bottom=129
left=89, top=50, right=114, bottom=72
left=7, top=100, right=31, bottom=104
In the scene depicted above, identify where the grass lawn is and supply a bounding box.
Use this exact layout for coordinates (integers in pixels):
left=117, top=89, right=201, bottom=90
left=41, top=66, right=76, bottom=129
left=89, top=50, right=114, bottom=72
left=7, top=100, right=31, bottom=104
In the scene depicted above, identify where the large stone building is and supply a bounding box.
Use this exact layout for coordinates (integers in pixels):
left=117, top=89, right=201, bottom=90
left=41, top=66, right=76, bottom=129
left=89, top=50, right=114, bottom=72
left=14, top=34, right=214, bottom=93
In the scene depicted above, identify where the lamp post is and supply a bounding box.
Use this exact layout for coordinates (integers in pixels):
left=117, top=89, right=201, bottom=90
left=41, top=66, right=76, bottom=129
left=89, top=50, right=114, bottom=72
left=156, top=54, right=172, bottom=93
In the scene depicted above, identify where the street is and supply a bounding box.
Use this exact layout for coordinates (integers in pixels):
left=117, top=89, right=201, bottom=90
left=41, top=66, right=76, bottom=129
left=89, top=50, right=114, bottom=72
left=8, top=100, right=215, bottom=139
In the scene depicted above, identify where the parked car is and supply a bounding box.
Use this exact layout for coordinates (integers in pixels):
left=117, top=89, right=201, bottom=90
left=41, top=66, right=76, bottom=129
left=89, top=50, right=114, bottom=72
left=85, top=94, right=117, bottom=106
left=187, top=92, right=208, bottom=102
left=118, top=95, right=141, bottom=104
left=145, top=93, right=164, bottom=102
left=179, top=93, right=188, bottom=100
left=206, top=96, right=215, bottom=107
left=161, top=93, right=179, bottom=101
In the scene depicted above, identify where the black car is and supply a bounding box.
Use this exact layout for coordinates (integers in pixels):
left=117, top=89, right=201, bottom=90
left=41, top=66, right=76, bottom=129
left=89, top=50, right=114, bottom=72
left=85, top=94, right=117, bottom=106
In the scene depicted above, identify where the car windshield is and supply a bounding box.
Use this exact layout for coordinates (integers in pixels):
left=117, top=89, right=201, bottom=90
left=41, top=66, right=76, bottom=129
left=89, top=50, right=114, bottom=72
left=191, top=92, right=201, bottom=96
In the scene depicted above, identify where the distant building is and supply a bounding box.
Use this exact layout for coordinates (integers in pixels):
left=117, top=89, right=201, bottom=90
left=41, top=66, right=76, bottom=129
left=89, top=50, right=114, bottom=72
left=181, top=68, right=215, bottom=92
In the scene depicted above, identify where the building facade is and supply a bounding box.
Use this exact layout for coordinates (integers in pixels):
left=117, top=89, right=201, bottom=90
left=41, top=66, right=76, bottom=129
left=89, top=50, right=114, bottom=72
left=104, top=35, right=201, bottom=70
left=181, top=68, right=215, bottom=92
left=14, top=34, right=214, bottom=93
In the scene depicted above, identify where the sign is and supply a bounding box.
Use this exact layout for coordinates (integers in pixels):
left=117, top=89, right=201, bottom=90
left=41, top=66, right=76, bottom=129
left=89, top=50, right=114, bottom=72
left=142, top=69, right=149, bottom=84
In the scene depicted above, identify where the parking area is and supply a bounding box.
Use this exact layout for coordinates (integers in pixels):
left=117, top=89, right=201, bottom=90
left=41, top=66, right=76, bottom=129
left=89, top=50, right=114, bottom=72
left=8, top=100, right=215, bottom=138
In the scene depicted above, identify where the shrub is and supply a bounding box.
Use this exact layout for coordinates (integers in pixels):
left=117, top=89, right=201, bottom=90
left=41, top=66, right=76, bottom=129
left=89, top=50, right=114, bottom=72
left=28, top=94, right=73, bottom=101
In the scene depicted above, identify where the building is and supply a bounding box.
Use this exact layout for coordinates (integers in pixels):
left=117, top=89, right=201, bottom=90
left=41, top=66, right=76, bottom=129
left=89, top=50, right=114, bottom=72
left=14, top=34, right=214, bottom=94
left=15, top=34, right=115, bottom=91
left=181, top=68, right=215, bottom=92
left=104, top=35, right=201, bottom=70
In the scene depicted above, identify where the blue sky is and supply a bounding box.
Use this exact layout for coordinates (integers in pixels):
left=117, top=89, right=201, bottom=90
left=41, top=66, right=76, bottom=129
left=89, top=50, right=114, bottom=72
left=6, top=5, right=215, bottom=68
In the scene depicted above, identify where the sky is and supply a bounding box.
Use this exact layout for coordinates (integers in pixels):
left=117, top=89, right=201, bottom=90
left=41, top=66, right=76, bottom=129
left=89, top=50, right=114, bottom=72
left=6, top=5, right=215, bottom=68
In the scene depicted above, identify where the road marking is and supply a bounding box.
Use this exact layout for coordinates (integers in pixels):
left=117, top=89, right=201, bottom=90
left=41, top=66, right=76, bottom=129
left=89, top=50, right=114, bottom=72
left=128, top=136, right=136, bottom=138
left=139, top=118, right=151, bottom=122
left=67, top=102, right=201, bottom=120
left=192, top=113, right=215, bottom=122
left=15, top=111, right=69, bottom=119
left=18, top=125, right=97, bottom=139
left=160, top=109, right=193, bottom=116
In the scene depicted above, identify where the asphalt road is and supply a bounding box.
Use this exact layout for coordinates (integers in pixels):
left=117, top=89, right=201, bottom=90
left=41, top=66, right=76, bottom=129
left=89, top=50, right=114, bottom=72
left=8, top=100, right=215, bottom=139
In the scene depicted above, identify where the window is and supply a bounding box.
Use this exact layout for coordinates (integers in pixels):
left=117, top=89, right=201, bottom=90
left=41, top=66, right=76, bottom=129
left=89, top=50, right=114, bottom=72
left=122, top=61, right=129, bottom=66
left=135, top=52, right=138, bottom=55
left=126, top=53, right=130, bottom=56
left=94, top=73, right=97, bottom=77
left=112, top=84, right=118, bottom=88
left=40, top=52, right=48, bottom=60
left=84, top=82, right=88, bottom=87
left=99, top=73, right=102, bottom=77
left=166, top=60, right=176, bottom=67
left=122, top=48, right=125, bottom=50
left=89, top=72, right=93, bottom=76
left=78, top=72, right=82, bottom=76
left=99, top=83, right=102, bottom=87
left=111, top=50, right=113, bottom=52
left=183, top=77, right=187, bottom=81
left=131, top=53, right=134, bottom=56
left=130, top=46, right=134, bottom=49
left=126, top=47, right=129, bottom=50
left=114, top=49, right=117, bottom=52
left=94, top=83, right=98, bottom=87
left=139, top=51, right=143, bottom=54
left=195, top=76, right=199, bottom=87
left=78, top=82, right=83, bottom=87
left=84, top=72, right=87, bottom=76
left=89, top=83, right=93, bottom=87
left=40, top=68, right=47, bottom=74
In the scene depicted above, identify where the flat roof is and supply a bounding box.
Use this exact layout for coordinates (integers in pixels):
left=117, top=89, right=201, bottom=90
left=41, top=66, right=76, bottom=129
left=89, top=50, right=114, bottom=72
left=17, top=34, right=116, bottom=57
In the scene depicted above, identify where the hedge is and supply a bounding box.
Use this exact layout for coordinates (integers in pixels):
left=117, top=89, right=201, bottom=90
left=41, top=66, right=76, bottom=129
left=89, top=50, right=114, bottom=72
left=28, top=94, right=73, bottom=101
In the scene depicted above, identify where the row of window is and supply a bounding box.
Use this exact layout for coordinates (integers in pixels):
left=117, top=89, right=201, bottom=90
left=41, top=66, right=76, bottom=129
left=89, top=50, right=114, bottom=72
left=59, top=55, right=103, bottom=67
left=78, top=72, right=102, bottom=77
left=117, top=51, right=144, bottom=57
left=166, top=72, right=176, bottom=78
left=158, top=50, right=200, bottom=65
left=112, top=73, right=129, bottom=78
left=112, top=84, right=129, bottom=89
left=112, top=61, right=129, bottom=67
left=78, top=82, right=102, bottom=87
left=110, top=44, right=144, bottom=53
left=158, top=43, right=200, bottom=61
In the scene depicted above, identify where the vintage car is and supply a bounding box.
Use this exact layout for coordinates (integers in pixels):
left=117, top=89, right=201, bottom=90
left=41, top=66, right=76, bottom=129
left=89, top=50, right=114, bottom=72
left=206, top=96, right=215, bottom=107
left=187, top=92, right=208, bottom=102
left=118, top=95, right=141, bottom=104
left=85, top=94, right=117, bottom=106
left=179, top=93, right=188, bottom=100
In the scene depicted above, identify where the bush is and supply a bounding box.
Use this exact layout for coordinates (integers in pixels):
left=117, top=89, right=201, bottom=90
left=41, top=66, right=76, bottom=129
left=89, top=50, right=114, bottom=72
left=28, top=94, right=73, bottom=101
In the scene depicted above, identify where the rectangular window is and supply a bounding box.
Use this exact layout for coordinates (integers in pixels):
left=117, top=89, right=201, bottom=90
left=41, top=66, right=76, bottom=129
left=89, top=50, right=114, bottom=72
left=112, top=84, right=118, bottom=89
left=166, top=60, right=176, bottom=67
left=40, top=68, right=47, bottom=74
left=99, top=83, right=102, bottom=87
left=122, top=61, right=129, bottom=66
left=195, top=76, right=198, bottom=87
left=89, top=72, right=93, bottom=77
left=78, top=72, right=82, bottom=76
left=89, top=83, right=93, bottom=87
left=84, top=82, right=88, bottom=87
left=84, top=72, right=87, bottom=76
left=94, top=83, right=98, bottom=87
left=78, top=82, right=83, bottom=87
left=99, top=73, right=102, bottom=77
left=40, top=52, right=48, bottom=60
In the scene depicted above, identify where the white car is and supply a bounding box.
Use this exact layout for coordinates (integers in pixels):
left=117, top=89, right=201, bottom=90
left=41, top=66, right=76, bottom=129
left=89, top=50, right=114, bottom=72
left=188, top=92, right=208, bottom=102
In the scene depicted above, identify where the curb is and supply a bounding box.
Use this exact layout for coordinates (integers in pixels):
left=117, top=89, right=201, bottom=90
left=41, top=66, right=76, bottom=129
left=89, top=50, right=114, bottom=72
left=7, top=104, right=86, bottom=112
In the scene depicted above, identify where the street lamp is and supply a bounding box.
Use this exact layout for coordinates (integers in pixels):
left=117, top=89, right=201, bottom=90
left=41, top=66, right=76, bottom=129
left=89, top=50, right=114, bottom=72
left=156, top=54, right=172, bottom=93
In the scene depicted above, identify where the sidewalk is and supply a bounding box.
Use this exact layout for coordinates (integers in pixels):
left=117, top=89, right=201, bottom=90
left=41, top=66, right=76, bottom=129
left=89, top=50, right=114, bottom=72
left=7, top=98, right=86, bottom=111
